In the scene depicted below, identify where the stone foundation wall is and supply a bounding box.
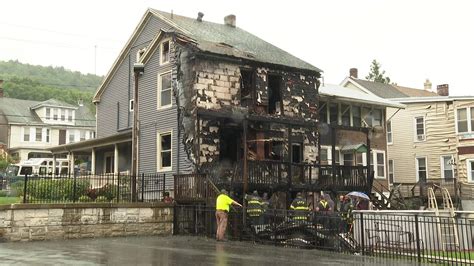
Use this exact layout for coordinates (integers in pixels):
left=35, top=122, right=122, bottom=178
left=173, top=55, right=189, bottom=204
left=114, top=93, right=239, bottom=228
left=0, top=203, right=173, bottom=242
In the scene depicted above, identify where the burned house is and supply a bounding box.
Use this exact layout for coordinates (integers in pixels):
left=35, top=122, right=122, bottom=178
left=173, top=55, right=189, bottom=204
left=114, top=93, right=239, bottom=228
left=51, top=9, right=379, bottom=202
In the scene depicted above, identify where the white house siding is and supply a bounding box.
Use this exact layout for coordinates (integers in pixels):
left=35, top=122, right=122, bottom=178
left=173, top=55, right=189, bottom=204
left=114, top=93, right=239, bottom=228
left=387, top=101, right=456, bottom=183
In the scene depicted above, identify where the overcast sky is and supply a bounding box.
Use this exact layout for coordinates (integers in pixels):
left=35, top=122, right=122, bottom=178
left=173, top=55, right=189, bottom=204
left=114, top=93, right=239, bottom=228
left=1, top=0, right=473, bottom=95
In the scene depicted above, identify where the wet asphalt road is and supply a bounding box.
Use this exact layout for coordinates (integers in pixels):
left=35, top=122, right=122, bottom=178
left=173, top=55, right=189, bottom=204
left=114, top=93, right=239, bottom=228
left=0, top=236, right=418, bottom=265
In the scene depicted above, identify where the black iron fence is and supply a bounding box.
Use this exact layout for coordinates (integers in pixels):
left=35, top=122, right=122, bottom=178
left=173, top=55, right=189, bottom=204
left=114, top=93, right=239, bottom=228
left=14, top=173, right=170, bottom=204
left=174, top=205, right=474, bottom=265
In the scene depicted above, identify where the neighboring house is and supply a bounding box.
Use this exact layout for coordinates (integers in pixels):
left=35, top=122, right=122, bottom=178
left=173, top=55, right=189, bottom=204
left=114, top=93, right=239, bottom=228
left=318, top=84, right=405, bottom=193
left=51, top=9, right=381, bottom=200
left=0, top=92, right=95, bottom=162
left=341, top=69, right=474, bottom=201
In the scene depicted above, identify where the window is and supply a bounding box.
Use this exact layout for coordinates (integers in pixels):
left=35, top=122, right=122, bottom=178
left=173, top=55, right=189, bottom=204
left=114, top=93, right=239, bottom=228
left=46, top=129, right=50, bottom=143
left=341, top=104, right=350, bottom=126
left=61, top=109, right=65, bottom=121
left=160, top=40, right=170, bottom=65
left=68, top=110, right=73, bottom=122
left=23, top=127, right=30, bottom=142
left=53, top=108, right=58, bottom=120
left=415, top=116, right=425, bottom=141
left=35, top=128, right=42, bottom=142
left=319, top=102, right=328, bottom=124
left=158, top=72, right=172, bottom=108
left=376, top=152, right=385, bottom=178
left=320, top=148, right=329, bottom=165
left=343, top=153, right=354, bottom=166
left=129, top=99, right=134, bottom=112
left=329, top=103, right=338, bottom=125
left=467, top=160, right=474, bottom=182
left=441, top=155, right=454, bottom=179
left=416, top=157, right=427, bottom=182
left=334, top=150, right=340, bottom=165
left=46, top=108, right=51, bottom=120
left=373, top=109, right=382, bottom=127
left=356, top=153, right=364, bottom=166
left=388, top=159, right=394, bottom=183
left=80, top=131, right=86, bottom=141
left=69, top=131, right=75, bottom=143
left=362, top=107, right=372, bottom=127
left=456, top=107, right=474, bottom=134
left=387, top=120, right=393, bottom=144
left=291, top=143, right=302, bottom=164
left=158, top=132, right=172, bottom=171
left=352, top=106, right=361, bottom=127
left=268, top=75, right=282, bottom=114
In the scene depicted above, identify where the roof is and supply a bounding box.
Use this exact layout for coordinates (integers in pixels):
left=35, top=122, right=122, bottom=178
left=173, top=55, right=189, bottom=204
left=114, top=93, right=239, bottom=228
left=0, top=97, right=95, bottom=126
left=0, top=97, right=43, bottom=124
left=150, top=9, right=322, bottom=73
left=94, top=9, right=322, bottom=102
left=31, top=99, right=77, bottom=110
left=344, top=78, right=438, bottom=99
left=50, top=130, right=131, bottom=153
left=319, top=84, right=406, bottom=109
left=340, top=144, right=367, bottom=153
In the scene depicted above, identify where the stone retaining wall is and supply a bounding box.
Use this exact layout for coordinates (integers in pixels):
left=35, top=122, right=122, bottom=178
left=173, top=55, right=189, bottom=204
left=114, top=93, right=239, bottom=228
left=0, top=203, right=173, bottom=242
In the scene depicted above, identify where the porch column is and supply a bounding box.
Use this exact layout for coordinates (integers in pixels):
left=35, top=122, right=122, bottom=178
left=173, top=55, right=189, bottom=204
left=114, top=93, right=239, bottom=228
left=52, top=154, right=57, bottom=177
left=366, top=128, right=372, bottom=191
left=91, top=148, right=96, bottom=175
left=114, top=144, right=119, bottom=175
left=287, top=125, right=292, bottom=207
left=243, top=119, right=248, bottom=195
left=331, top=126, right=337, bottom=180
left=69, top=152, right=75, bottom=176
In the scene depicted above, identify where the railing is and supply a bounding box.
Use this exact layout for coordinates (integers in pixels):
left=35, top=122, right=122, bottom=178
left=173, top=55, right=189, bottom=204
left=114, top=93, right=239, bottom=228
left=174, top=173, right=216, bottom=202
left=15, top=173, right=169, bottom=204
left=394, top=179, right=459, bottom=200
left=174, top=204, right=474, bottom=265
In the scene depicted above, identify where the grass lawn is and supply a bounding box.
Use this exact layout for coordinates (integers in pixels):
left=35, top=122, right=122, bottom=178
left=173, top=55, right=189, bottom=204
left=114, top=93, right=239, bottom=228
left=430, top=251, right=474, bottom=260
left=0, top=197, right=20, bottom=204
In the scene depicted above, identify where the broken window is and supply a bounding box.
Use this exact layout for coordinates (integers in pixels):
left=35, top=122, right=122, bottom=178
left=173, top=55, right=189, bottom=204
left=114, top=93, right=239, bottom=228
left=240, top=69, right=253, bottom=107
left=268, top=75, right=282, bottom=114
left=319, top=101, right=328, bottom=124
left=291, top=143, right=303, bottom=164
left=265, top=141, right=283, bottom=161
left=160, top=40, right=170, bottom=64
left=220, top=128, right=241, bottom=162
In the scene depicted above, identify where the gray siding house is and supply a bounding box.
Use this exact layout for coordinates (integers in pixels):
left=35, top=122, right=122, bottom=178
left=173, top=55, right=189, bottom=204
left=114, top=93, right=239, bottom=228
left=52, top=9, right=327, bottom=197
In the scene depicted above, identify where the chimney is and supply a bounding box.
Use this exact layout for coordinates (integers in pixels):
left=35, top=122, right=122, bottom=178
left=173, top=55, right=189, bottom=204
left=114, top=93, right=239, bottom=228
left=424, top=79, right=432, bottom=91
left=197, top=12, right=204, bottom=22
left=437, top=84, right=449, bottom=96
left=224, top=14, right=236, bottom=27
left=349, top=68, right=358, bottom=78
left=0, top=80, right=3, bottom=98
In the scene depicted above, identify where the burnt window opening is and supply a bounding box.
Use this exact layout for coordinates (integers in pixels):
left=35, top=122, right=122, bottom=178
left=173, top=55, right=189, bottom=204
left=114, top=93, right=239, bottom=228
left=291, top=143, right=303, bottom=164
left=220, top=127, right=241, bottom=162
left=319, top=101, right=328, bottom=123
left=268, top=75, right=282, bottom=114
left=329, top=103, right=338, bottom=125
left=265, top=140, right=283, bottom=161
left=240, top=69, right=254, bottom=107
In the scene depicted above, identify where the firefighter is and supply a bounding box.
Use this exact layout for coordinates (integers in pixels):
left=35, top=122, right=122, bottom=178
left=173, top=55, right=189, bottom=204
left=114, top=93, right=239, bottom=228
left=290, top=192, right=310, bottom=222
left=245, top=190, right=264, bottom=231
left=340, top=196, right=354, bottom=233
left=315, top=194, right=331, bottom=213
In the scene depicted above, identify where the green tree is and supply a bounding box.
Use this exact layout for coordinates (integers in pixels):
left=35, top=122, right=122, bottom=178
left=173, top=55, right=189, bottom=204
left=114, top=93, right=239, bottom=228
left=365, top=59, right=391, bottom=84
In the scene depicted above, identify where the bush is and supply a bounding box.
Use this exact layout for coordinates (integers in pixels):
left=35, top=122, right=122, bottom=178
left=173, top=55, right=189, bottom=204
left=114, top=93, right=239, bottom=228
left=0, top=190, right=9, bottom=197
left=78, top=195, right=90, bottom=202
left=98, top=184, right=117, bottom=201
left=95, top=196, right=109, bottom=202
left=25, top=178, right=91, bottom=202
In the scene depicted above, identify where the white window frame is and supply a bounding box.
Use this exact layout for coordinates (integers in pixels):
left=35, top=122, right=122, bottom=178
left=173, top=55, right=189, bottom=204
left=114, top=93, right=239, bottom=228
left=157, top=71, right=172, bottom=109
left=60, top=109, right=65, bottom=121
left=129, top=99, right=134, bottom=112
left=104, top=152, right=115, bottom=174
left=35, top=127, right=42, bottom=142
left=320, top=146, right=341, bottom=165
left=456, top=107, right=474, bottom=134
left=467, top=159, right=474, bottom=183
left=414, top=116, right=426, bottom=142
left=45, top=108, right=51, bottom=120
left=157, top=131, right=172, bottom=172
left=22, top=127, right=31, bottom=142
left=46, top=128, right=50, bottom=143
left=67, top=110, right=73, bottom=122
left=387, top=120, right=393, bottom=144
left=160, top=40, right=171, bottom=65
left=136, top=48, right=146, bottom=62
left=388, top=159, right=394, bottom=183
left=415, top=156, right=428, bottom=182
left=440, top=155, right=455, bottom=179
left=53, top=108, right=58, bottom=121
left=374, top=150, right=386, bottom=179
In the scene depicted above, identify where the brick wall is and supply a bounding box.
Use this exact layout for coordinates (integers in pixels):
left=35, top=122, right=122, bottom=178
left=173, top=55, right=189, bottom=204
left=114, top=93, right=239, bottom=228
left=0, top=203, right=173, bottom=242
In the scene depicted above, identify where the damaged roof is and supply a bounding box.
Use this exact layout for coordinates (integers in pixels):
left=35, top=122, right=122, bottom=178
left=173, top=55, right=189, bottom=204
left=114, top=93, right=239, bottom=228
left=150, top=9, right=322, bottom=73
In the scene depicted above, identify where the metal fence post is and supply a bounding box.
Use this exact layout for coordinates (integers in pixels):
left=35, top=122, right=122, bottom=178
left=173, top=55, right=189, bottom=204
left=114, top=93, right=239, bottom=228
left=116, top=172, right=120, bottom=203
left=72, top=171, right=77, bottom=203
left=141, top=173, right=145, bottom=202
left=415, top=214, right=421, bottom=263
left=23, top=174, right=28, bottom=203
left=360, top=212, right=365, bottom=255
left=163, top=173, right=166, bottom=195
